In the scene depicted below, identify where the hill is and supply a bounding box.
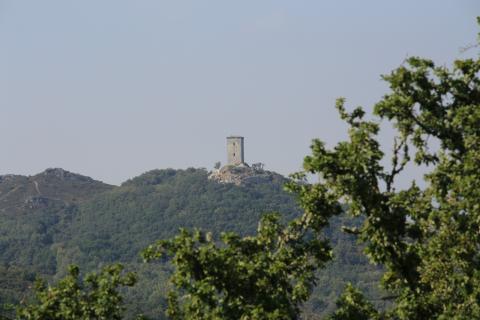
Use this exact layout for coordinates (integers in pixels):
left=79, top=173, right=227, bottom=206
left=0, top=167, right=383, bottom=319
left=0, top=168, right=113, bottom=273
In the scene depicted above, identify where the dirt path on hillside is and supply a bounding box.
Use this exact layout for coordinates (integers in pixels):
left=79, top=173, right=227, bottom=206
left=33, top=181, right=41, bottom=195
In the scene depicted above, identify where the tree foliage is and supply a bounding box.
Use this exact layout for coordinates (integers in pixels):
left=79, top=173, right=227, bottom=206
left=301, top=19, right=480, bottom=319
left=16, top=264, right=136, bottom=320
left=142, top=186, right=342, bottom=319
left=327, top=284, right=378, bottom=320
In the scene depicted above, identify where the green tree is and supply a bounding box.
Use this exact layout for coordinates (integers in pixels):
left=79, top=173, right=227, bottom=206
left=300, top=19, right=480, bottom=319
left=142, top=196, right=342, bottom=319
left=327, top=284, right=378, bottom=320
left=16, top=264, right=136, bottom=320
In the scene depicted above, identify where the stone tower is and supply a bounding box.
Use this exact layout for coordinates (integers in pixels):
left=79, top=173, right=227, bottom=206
left=227, top=136, right=244, bottom=166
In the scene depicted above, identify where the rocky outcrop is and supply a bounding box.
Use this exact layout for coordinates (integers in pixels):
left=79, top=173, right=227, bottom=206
left=42, top=168, right=94, bottom=182
left=208, top=165, right=287, bottom=186
left=24, top=196, right=51, bottom=209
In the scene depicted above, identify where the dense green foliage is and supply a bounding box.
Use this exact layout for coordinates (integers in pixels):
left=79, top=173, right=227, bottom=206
left=0, top=169, right=113, bottom=275
left=17, top=264, right=136, bottom=320
left=142, top=208, right=335, bottom=319
left=327, top=284, right=378, bottom=320
left=298, top=20, right=480, bottom=319
left=0, top=266, right=35, bottom=319
left=0, top=167, right=380, bottom=319
left=66, top=168, right=299, bottom=267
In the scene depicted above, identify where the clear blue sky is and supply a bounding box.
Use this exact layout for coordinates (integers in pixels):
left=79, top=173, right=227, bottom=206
left=1, top=1, right=478, bottom=185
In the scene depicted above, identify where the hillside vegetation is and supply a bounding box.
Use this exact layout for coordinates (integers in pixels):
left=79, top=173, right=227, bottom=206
left=0, top=167, right=382, bottom=319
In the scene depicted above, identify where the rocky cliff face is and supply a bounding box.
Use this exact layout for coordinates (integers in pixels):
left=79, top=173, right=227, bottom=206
left=208, top=165, right=287, bottom=187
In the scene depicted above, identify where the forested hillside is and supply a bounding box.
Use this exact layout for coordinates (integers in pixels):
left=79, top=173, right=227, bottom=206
left=0, top=167, right=383, bottom=319
left=0, top=168, right=113, bottom=274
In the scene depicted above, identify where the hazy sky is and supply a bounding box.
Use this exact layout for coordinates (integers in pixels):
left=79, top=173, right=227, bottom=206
left=1, top=1, right=478, bottom=185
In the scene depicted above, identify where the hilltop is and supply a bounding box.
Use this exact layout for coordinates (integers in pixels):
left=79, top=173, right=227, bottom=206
left=208, top=165, right=286, bottom=186
left=0, top=168, right=113, bottom=215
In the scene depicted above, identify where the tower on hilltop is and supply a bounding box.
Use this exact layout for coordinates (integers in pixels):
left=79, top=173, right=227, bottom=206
left=227, top=136, right=244, bottom=166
